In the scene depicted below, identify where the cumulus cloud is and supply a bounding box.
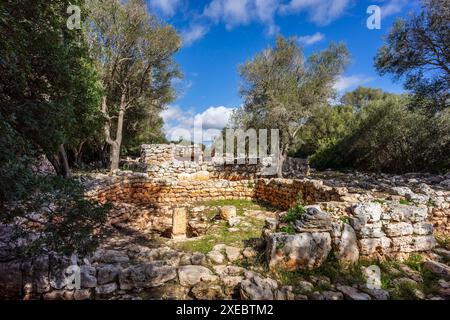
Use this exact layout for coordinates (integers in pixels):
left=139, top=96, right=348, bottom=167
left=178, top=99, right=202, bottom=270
left=280, top=0, right=352, bottom=25
left=298, top=32, right=325, bottom=46
left=181, top=24, right=209, bottom=46
left=162, top=105, right=235, bottom=142
left=149, top=0, right=182, bottom=17
left=333, top=75, right=374, bottom=92
left=203, top=0, right=279, bottom=34
left=380, top=0, right=408, bottom=17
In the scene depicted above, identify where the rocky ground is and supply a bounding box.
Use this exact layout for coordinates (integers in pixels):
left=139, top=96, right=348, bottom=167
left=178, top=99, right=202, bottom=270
left=2, top=171, right=449, bottom=300
left=62, top=196, right=449, bottom=301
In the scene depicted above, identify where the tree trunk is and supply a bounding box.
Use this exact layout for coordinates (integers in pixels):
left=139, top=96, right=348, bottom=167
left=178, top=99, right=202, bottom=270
left=277, top=143, right=289, bottom=178
left=109, top=141, right=120, bottom=171
left=277, top=152, right=286, bottom=178
left=59, top=144, right=71, bottom=178
left=102, top=95, right=126, bottom=171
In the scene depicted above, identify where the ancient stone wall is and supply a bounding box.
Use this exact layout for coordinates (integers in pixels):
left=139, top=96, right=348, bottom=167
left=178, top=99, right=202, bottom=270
left=86, top=173, right=346, bottom=210
left=141, top=144, right=310, bottom=180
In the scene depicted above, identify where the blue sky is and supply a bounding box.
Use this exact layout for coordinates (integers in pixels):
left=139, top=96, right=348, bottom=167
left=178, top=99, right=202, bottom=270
left=146, top=0, right=420, bottom=141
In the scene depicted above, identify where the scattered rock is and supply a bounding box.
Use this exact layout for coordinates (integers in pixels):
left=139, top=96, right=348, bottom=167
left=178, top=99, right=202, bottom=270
left=97, top=264, right=120, bottom=285
left=335, top=224, right=359, bottom=264
left=178, top=265, right=217, bottom=286
left=119, top=263, right=177, bottom=290
left=207, top=251, right=225, bottom=264
left=95, top=283, right=117, bottom=296
left=266, top=232, right=332, bottom=270
left=93, top=250, right=130, bottom=264
left=191, top=283, right=225, bottom=300
left=322, top=291, right=344, bottom=300
left=294, top=207, right=332, bottom=232
left=336, top=284, right=371, bottom=300
left=240, top=272, right=278, bottom=300
left=225, top=246, right=242, bottom=262
left=80, top=265, right=97, bottom=288
left=220, top=206, right=237, bottom=221
left=190, top=252, right=206, bottom=265
left=242, top=247, right=257, bottom=259
left=424, top=260, right=450, bottom=279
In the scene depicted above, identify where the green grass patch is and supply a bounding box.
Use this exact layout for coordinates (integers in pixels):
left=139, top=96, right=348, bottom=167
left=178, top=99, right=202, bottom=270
left=197, top=199, right=267, bottom=217
left=175, top=217, right=265, bottom=254
left=372, top=199, right=386, bottom=204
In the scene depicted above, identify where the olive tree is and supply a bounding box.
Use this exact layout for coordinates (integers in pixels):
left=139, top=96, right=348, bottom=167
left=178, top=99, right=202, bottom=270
left=235, top=36, right=349, bottom=177
left=86, top=0, right=181, bottom=170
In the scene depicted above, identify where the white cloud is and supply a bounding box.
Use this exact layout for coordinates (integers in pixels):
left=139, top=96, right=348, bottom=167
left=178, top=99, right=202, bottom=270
left=149, top=0, right=182, bottom=17
left=203, top=0, right=278, bottom=34
left=181, top=24, right=209, bottom=46
left=162, top=105, right=235, bottom=142
left=298, top=32, right=325, bottom=46
left=333, top=75, right=374, bottom=92
left=280, top=0, right=352, bottom=25
left=380, top=0, right=408, bottom=17
left=194, top=106, right=234, bottom=130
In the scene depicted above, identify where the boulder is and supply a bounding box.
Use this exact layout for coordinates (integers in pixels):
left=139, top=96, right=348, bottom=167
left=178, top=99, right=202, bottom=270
left=191, top=283, right=225, bottom=300
left=119, top=263, right=177, bottom=290
left=240, top=271, right=278, bottom=300
left=207, top=251, right=225, bottom=264
left=424, top=261, right=450, bottom=280
left=93, top=250, right=130, bottom=264
left=225, top=246, right=242, bottom=262
left=335, top=224, right=359, bottom=264
left=178, top=265, right=217, bottom=286
left=350, top=203, right=382, bottom=226
left=336, top=284, right=371, bottom=300
left=95, top=283, right=117, bottom=296
left=390, top=187, right=413, bottom=197
left=322, top=291, right=344, bottom=300
left=294, top=207, right=332, bottom=232
left=80, top=265, right=97, bottom=288
left=266, top=232, right=332, bottom=270
left=190, top=252, right=206, bottom=265
left=97, top=264, right=120, bottom=285
left=220, top=206, right=237, bottom=221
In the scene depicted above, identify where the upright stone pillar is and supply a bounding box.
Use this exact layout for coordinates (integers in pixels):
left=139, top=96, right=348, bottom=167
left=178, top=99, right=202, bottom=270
left=172, top=208, right=187, bottom=239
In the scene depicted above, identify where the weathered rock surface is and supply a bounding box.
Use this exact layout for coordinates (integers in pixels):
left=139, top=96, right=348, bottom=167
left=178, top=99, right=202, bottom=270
left=178, top=265, right=217, bottom=286
left=119, top=263, right=176, bottom=290
left=266, top=232, right=331, bottom=270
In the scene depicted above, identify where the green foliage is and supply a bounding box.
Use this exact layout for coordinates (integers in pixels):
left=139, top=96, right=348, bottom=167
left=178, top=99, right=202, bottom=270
left=234, top=36, right=349, bottom=176
left=282, top=204, right=306, bottom=224
left=0, top=0, right=109, bottom=258
left=280, top=225, right=296, bottom=235
left=374, top=0, right=449, bottom=114
left=85, top=0, right=181, bottom=168
left=309, top=95, right=450, bottom=173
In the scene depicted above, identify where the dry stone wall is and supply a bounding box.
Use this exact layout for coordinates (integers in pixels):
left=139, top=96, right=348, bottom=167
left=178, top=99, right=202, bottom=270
left=141, top=144, right=310, bottom=180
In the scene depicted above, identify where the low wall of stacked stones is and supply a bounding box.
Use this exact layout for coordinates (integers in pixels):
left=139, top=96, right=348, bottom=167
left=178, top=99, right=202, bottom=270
left=141, top=144, right=310, bottom=181
left=86, top=174, right=346, bottom=210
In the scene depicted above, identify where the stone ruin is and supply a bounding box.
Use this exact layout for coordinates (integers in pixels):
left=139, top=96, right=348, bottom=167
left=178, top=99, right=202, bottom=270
left=0, top=143, right=449, bottom=300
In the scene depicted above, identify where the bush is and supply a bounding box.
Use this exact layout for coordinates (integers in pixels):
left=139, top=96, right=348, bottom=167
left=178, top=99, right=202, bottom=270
left=282, top=204, right=306, bottom=224
left=309, top=96, right=450, bottom=173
